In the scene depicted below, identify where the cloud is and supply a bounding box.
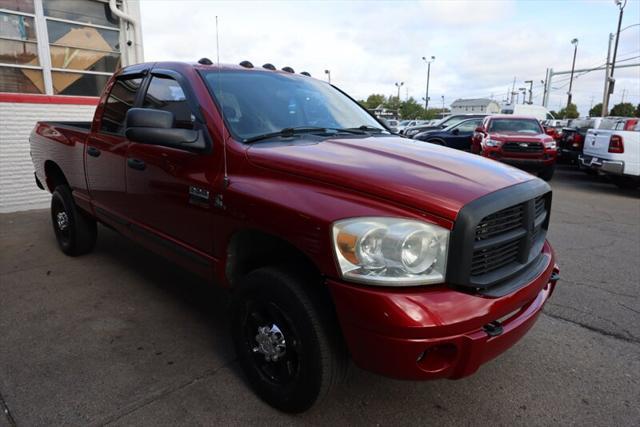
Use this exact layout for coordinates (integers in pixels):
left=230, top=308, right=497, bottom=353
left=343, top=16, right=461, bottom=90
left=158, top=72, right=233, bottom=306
left=139, top=0, right=640, bottom=115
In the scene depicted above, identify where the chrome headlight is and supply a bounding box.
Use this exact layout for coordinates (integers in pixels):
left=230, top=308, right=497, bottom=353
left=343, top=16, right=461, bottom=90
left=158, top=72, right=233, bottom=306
left=332, top=217, right=449, bottom=286
left=543, top=140, right=556, bottom=149
left=483, top=138, right=501, bottom=147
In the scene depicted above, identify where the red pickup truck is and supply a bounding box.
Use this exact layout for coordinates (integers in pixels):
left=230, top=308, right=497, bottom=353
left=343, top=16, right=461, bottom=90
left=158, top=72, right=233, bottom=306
left=30, top=61, right=559, bottom=413
left=471, top=115, right=558, bottom=181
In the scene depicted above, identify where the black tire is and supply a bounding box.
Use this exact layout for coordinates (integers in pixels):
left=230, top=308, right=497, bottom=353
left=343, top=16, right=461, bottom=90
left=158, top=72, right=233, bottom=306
left=538, top=165, right=555, bottom=181
left=51, top=185, right=97, bottom=256
left=231, top=267, right=347, bottom=413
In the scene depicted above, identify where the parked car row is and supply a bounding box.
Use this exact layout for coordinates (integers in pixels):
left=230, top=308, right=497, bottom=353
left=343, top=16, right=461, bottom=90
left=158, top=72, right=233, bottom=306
left=397, top=112, right=639, bottom=188
left=401, top=114, right=557, bottom=181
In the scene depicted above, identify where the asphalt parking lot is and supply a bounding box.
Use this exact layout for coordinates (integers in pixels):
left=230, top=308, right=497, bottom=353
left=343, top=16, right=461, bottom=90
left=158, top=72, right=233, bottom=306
left=1, top=165, right=638, bottom=426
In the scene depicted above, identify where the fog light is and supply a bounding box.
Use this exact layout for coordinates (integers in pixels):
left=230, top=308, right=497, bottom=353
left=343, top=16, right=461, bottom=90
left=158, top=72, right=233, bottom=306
left=416, top=343, right=457, bottom=373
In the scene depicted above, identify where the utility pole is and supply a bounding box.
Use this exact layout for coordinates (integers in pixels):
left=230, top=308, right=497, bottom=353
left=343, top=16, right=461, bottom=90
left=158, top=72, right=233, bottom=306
left=524, top=80, right=533, bottom=104
left=510, top=76, right=516, bottom=104
left=602, top=33, right=614, bottom=117
left=519, top=87, right=527, bottom=104
left=324, top=69, right=331, bottom=84
left=604, top=0, right=627, bottom=114
left=441, top=95, right=445, bottom=116
left=567, top=38, right=579, bottom=108
left=422, top=56, right=435, bottom=109
left=543, top=68, right=552, bottom=107
left=621, top=88, right=626, bottom=103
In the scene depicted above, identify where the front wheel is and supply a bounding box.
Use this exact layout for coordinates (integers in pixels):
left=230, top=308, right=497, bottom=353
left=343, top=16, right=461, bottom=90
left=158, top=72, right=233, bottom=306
left=51, top=185, right=97, bottom=256
left=231, top=267, right=347, bottom=413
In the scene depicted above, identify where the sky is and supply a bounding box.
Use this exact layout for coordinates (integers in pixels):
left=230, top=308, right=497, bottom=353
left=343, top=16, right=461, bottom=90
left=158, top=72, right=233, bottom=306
left=139, top=0, right=640, bottom=116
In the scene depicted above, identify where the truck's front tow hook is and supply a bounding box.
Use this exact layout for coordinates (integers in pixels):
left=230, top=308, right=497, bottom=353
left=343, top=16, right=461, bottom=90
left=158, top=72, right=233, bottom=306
left=483, top=320, right=504, bottom=337
left=550, top=271, right=560, bottom=282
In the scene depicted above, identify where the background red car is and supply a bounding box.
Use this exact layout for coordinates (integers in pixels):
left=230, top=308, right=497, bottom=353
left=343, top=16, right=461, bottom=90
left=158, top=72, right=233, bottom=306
left=472, top=115, right=558, bottom=181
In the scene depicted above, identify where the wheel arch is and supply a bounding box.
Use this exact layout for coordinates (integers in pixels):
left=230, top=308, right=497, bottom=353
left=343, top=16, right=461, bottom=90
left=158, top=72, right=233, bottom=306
left=44, top=160, right=69, bottom=192
left=225, top=229, right=323, bottom=288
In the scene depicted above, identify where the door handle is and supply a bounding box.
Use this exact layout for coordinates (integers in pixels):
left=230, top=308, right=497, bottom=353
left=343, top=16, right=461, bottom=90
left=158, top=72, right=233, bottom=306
left=127, top=158, right=146, bottom=171
left=87, top=146, right=101, bottom=157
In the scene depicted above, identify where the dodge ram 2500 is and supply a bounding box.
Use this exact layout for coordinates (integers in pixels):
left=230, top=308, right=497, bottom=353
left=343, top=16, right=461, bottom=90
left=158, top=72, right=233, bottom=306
left=30, top=60, right=560, bottom=413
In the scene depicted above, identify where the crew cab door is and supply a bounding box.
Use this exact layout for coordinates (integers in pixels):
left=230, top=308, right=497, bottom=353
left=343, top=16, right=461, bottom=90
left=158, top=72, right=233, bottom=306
left=86, top=73, right=144, bottom=223
left=124, top=70, right=216, bottom=264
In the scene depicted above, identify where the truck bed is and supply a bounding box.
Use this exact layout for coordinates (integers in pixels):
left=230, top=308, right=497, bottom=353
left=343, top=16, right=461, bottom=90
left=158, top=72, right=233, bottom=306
left=30, top=121, right=93, bottom=199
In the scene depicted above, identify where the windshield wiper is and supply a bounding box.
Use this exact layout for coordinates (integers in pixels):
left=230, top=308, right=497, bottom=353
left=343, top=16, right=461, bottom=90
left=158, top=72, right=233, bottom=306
left=347, top=125, right=386, bottom=133
left=244, top=126, right=366, bottom=143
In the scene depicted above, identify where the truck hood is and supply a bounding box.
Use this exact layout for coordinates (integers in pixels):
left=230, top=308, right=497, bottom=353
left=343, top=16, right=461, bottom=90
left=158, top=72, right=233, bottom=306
left=489, top=132, right=551, bottom=142
left=246, top=136, right=534, bottom=221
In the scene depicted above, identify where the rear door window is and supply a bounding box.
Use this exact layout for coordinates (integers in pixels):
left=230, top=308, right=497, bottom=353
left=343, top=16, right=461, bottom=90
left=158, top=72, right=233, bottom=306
left=100, top=76, right=143, bottom=134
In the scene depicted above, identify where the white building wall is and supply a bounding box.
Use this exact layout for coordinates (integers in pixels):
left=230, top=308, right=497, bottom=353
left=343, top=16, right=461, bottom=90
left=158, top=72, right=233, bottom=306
left=0, top=102, right=96, bottom=213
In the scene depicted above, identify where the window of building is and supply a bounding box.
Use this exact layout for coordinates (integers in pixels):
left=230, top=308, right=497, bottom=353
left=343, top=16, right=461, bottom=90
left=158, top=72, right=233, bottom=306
left=142, top=76, right=195, bottom=129
left=0, top=0, right=121, bottom=96
left=100, top=76, right=142, bottom=134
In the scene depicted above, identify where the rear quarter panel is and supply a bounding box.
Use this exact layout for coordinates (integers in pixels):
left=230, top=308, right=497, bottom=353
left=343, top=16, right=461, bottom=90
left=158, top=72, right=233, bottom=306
left=30, top=122, right=90, bottom=201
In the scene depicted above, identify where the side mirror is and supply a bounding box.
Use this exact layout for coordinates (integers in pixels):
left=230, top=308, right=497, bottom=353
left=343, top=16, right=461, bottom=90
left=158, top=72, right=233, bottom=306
left=474, top=127, right=485, bottom=134
left=545, top=128, right=556, bottom=136
left=451, top=128, right=460, bottom=135
left=125, top=108, right=207, bottom=151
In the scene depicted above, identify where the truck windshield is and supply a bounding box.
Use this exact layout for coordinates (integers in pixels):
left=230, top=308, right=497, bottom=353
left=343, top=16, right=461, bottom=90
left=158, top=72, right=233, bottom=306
left=202, top=70, right=385, bottom=141
left=489, top=119, right=542, bottom=134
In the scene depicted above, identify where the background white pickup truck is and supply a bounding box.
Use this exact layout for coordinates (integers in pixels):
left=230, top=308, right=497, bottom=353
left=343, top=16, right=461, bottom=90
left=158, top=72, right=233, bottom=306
left=581, top=118, right=639, bottom=189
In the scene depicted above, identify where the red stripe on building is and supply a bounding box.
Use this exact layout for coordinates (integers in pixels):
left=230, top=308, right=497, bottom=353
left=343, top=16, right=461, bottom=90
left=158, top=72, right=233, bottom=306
left=0, top=93, right=99, bottom=106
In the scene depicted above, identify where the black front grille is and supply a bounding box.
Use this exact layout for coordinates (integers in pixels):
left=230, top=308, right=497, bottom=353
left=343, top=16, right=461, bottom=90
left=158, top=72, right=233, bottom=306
left=446, top=179, right=552, bottom=294
left=475, top=204, right=524, bottom=241
left=471, top=239, right=520, bottom=276
left=502, top=142, right=544, bottom=153
left=469, top=193, right=550, bottom=279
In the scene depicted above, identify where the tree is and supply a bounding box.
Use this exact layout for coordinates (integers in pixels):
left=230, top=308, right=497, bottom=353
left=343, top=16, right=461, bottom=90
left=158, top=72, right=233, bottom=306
left=636, top=104, right=640, bottom=117
left=609, top=102, right=635, bottom=117
left=399, top=97, right=423, bottom=119
left=589, top=103, right=604, bottom=117
left=557, top=103, right=579, bottom=119
left=364, top=94, right=386, bottom=110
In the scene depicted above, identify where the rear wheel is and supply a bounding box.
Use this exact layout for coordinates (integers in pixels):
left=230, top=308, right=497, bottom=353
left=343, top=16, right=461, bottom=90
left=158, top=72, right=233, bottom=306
left=538, top=165, right=555, bottom=181
left=51, top=185, right=97, bottom=256
left=231, top=267, right=347, bottom=413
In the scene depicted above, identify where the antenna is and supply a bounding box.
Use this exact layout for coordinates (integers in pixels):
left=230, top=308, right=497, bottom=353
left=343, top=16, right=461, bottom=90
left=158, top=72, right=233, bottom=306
left=216, top=16, right=229, bottom=188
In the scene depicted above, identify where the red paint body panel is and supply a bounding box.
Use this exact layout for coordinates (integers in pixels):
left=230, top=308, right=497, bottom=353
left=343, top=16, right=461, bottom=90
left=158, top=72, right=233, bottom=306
left=329, top=242, right=557, bottom=379
left=29, top=62, right=559, bottom=382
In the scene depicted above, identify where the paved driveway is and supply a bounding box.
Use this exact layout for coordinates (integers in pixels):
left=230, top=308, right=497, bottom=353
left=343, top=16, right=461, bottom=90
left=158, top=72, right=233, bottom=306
left=1, top=166, right=638, bottom=426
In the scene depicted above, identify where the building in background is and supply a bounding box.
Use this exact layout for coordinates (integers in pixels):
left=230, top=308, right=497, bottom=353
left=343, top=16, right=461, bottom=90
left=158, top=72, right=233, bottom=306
left=450, top=98, right=501, bottom=115
left=0, top=0, right=143, bottom=212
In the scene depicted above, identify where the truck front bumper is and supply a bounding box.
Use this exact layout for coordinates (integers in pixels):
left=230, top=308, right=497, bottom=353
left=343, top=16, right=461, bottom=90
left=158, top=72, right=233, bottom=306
left=579, top=155, right=624, bottom=175
left=327, top=241, right=558, bottom=380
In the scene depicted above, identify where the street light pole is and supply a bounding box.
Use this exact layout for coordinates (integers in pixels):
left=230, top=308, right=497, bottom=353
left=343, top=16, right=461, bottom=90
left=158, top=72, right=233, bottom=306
left=395, top=82, right=404, bottom=101
left=421, top=56, right=435, bottom=110
left=524, top=80, right=533, bottom=104
left=567, top=38, right=578, bottom=108
left=324, top=69, right=331, bottom=84
left=441, top=95, right=445, bottom=116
